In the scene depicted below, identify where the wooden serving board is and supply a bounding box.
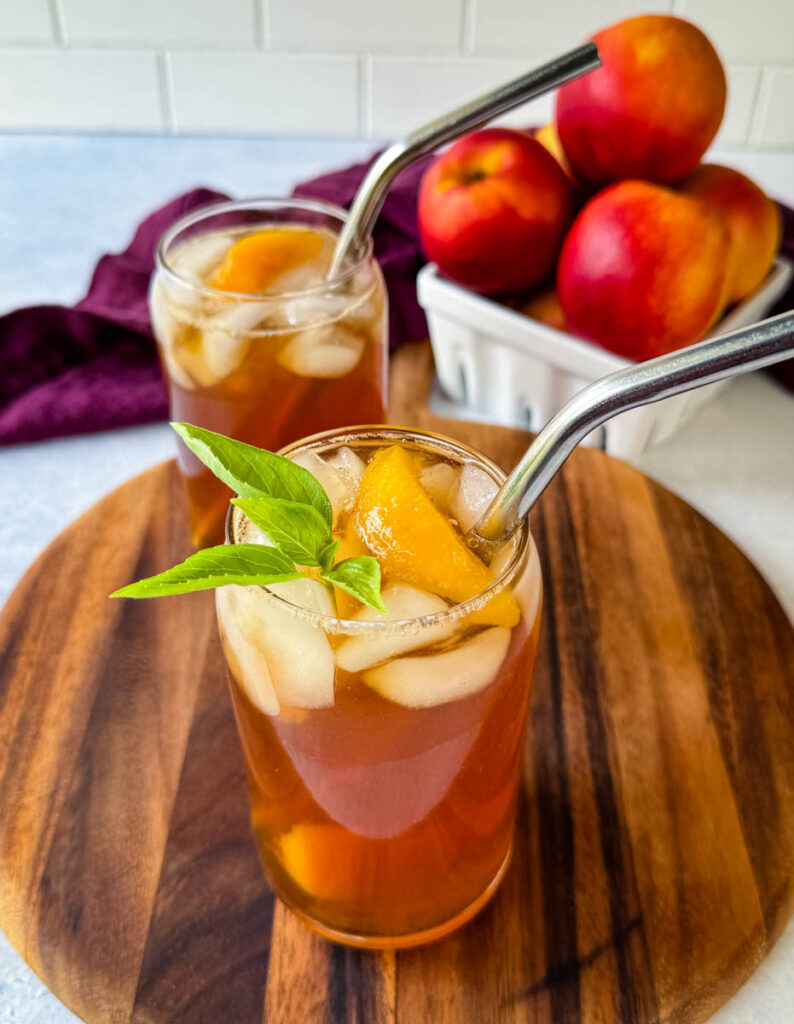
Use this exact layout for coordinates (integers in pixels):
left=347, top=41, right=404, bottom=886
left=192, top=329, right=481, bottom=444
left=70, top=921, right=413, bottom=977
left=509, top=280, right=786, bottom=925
left=2, top=341, right=794, bottom=1024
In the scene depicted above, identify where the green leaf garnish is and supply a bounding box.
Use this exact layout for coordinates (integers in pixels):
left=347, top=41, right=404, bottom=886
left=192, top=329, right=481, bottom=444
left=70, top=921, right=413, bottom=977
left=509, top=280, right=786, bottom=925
left=320, top=557, right=387, bottom=615
left=172, top=422, right=332, bottom=527
left=231, top=496, right=332, bottom=568
left=113, top=424, right=387, bottom=616
left=110, top=545, right=301, bottom=598
left=318, top=540, right=339, bottom=572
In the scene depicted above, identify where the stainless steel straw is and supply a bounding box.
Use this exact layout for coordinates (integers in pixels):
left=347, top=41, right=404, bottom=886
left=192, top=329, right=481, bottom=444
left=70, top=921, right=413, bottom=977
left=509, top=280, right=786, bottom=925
left=328, top=43, right=601, bottom=278
left=469, top=310, right=794, bottom=560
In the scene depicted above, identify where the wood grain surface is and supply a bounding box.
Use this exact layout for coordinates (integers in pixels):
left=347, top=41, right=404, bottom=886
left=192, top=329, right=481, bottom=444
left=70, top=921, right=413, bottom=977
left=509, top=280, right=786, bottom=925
left=1, top=341, right=794, bottom=1024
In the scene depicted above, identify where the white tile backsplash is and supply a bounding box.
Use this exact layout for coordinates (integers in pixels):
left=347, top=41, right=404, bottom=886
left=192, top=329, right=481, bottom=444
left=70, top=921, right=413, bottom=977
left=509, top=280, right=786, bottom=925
left=369, top=56, right=554, bottom=138
left=717, top=65, right=762, bottom=147
left=169, top=52, right=359, bottom=134
left=0, top=0, right=53, bottom=42
left=757, top=68, right=794, bottom=147
left=0, top=49, right=163, bottom=130
left=61, top=0, right=257, bottom=47
left=0, top=0, right=789, bottom=146
left=269, top=0, right=464, bottom=52
left=471, top=0, right=671, bottom=54
left=679, top=0, right=794, bottom=62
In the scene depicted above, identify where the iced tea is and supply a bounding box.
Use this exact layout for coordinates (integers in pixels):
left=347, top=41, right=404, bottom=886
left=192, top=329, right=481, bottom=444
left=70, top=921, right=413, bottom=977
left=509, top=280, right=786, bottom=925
left=216, top=427, right=542, bottom=947
left=151, top=200, right=388, bottom=548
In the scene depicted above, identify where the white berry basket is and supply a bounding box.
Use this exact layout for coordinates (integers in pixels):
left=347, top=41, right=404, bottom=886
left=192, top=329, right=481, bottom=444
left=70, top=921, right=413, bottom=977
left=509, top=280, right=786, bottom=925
left=417, top=256, right=793, bottom=460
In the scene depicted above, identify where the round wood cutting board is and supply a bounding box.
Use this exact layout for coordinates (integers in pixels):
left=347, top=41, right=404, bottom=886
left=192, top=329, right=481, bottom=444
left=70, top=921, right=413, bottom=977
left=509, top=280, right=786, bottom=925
left=1, top=342, right=793, bottom=1024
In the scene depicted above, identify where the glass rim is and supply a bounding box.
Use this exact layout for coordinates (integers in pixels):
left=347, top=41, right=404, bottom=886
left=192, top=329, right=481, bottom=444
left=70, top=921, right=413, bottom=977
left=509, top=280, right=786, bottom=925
left=155, top=196, right=374, bottom=303
left=224, top=426, right=532, bottom=636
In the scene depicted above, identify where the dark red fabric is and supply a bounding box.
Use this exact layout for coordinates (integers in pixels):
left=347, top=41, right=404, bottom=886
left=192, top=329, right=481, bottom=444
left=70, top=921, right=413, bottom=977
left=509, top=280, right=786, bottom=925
left=0, top=188, right=227, bottom=444
left=0, top=158, right=792, bottom=446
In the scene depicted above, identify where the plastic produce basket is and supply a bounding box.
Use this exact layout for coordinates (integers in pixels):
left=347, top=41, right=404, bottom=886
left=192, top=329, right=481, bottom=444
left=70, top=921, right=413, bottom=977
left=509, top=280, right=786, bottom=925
left=418, top=257, right=793, bottom=459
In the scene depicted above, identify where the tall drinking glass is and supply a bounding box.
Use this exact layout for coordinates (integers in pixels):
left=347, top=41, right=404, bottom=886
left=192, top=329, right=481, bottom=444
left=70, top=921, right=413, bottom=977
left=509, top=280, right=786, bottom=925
left=150, top=199, right=388, bottom=548
left=215, top=426, right=542, bottom=948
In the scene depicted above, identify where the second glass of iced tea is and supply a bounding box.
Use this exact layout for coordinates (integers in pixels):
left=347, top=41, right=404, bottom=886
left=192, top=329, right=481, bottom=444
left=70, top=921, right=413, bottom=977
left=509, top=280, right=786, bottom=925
left=216, top=426, right=542, bottom=948
left=151, top=199, right=388, bottom=548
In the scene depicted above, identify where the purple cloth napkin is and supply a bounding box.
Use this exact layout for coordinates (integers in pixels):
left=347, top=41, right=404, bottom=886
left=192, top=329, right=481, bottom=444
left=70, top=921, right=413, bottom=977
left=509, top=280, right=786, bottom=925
left=0, top=151, right=438, bottom=446
left=1, top=155, right=792, bottom=446
left=0, top=188, right=227, bottom=445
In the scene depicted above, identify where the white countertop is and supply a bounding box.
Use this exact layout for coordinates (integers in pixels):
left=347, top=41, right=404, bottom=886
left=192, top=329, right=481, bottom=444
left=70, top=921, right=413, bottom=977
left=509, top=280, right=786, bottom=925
left=0, top=135, right=792, bottom=1023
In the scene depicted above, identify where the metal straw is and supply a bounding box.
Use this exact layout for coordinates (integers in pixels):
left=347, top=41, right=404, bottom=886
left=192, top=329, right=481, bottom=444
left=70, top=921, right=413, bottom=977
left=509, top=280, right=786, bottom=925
left=469, top=310, right=794, bottom=560
left=328, top=43, right=601, bottom=279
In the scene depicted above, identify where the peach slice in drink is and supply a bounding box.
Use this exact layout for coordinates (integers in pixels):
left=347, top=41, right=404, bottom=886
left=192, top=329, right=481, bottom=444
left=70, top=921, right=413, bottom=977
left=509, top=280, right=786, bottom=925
left=353, top=446, right=519, bottom=628
left=212, top=228, right=326, bottom=294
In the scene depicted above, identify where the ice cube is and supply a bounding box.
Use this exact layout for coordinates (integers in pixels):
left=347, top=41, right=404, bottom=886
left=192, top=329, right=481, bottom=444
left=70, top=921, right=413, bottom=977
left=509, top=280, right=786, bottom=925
left=335, top=583, right=456, bottom=673
left=229, top=585, right=334, bottom=707
left=267, top=576, right=335, bottom=616
left=199, top=334, right=249, bottom=382
left=171, top=301, right=266, bottom=388
left=289, top=450, right=348, bottom=524
left=216, top=587, right=280, bottom=716
left=277, top=324, right=363, bottom=378
left=347, top=289, right=381, bottom=328
left=234, top=582, right=335, bottom=708
left=489, top=535, right=542, bottom=624
left=199, top=300, right=270, bottom=382
left=168, top=338, right=222, bottom=389
left=449, top=463, right=499, bottom=534
left=268, top=260, right=324, bottom=296
left=150, top=280, right=196, bottom=390
left=515, top=537, right=542, bottom=623
left=209, top=299, right=270, bottom=336
left=364, top=627, right=510, bottom=708
left=325, top=446, right=365, bottom=499
left=419, top=462, right=457, bottom=512
left=288, top=448, right=363, bottom=524
left=235, top=510, right=271, bottom=546
left=281, top=290, right=353, bottom=329
left=173, top=233, right=234, bottom=281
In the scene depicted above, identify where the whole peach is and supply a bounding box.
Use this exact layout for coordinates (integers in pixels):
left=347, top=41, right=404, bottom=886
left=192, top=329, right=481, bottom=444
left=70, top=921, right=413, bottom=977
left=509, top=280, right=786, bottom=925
left=520, top=287, right=569, bottom=333
left=534, top=123, right=579, bottom=188
left=418, top=128, right=574, bottom=294
left=555, top=15, right=726, bottom=186
left=557, top=181, right=730, bottom=360
left=679, top=164, right=781, bottom=305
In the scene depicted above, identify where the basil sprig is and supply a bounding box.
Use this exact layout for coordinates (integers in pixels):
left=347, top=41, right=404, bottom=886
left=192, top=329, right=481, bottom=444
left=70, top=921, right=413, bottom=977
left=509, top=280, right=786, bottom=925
left=111, top=544, right=301, bottom=598
left=111, top=423, right=386, bottom=614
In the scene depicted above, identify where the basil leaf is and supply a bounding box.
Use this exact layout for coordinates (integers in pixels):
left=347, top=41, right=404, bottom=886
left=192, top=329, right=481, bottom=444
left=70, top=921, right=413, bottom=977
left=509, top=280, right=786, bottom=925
left=232, top=497, right=331, bottom=568
left=111, top=544, right=301, bottom=598
left=319, top=539, right=339, bottom=572
left=320, top=557, right=386, bottom=614
left=172, top=423, right=332, bottom=527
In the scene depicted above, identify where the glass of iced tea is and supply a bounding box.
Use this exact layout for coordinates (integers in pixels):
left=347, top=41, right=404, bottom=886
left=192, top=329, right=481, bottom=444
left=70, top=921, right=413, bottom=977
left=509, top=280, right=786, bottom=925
left=150, top=199, right=388, bottom=548
left=216, top=426, right=542, bottom=948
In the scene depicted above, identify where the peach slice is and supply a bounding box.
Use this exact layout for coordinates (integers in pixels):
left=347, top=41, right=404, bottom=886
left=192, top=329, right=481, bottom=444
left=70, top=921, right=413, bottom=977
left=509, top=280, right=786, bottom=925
left=280, top=825, right=370, bottom=901
left=353, top=446, right=518, bottom=628
left=212, top=228, right=324, bottom=295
